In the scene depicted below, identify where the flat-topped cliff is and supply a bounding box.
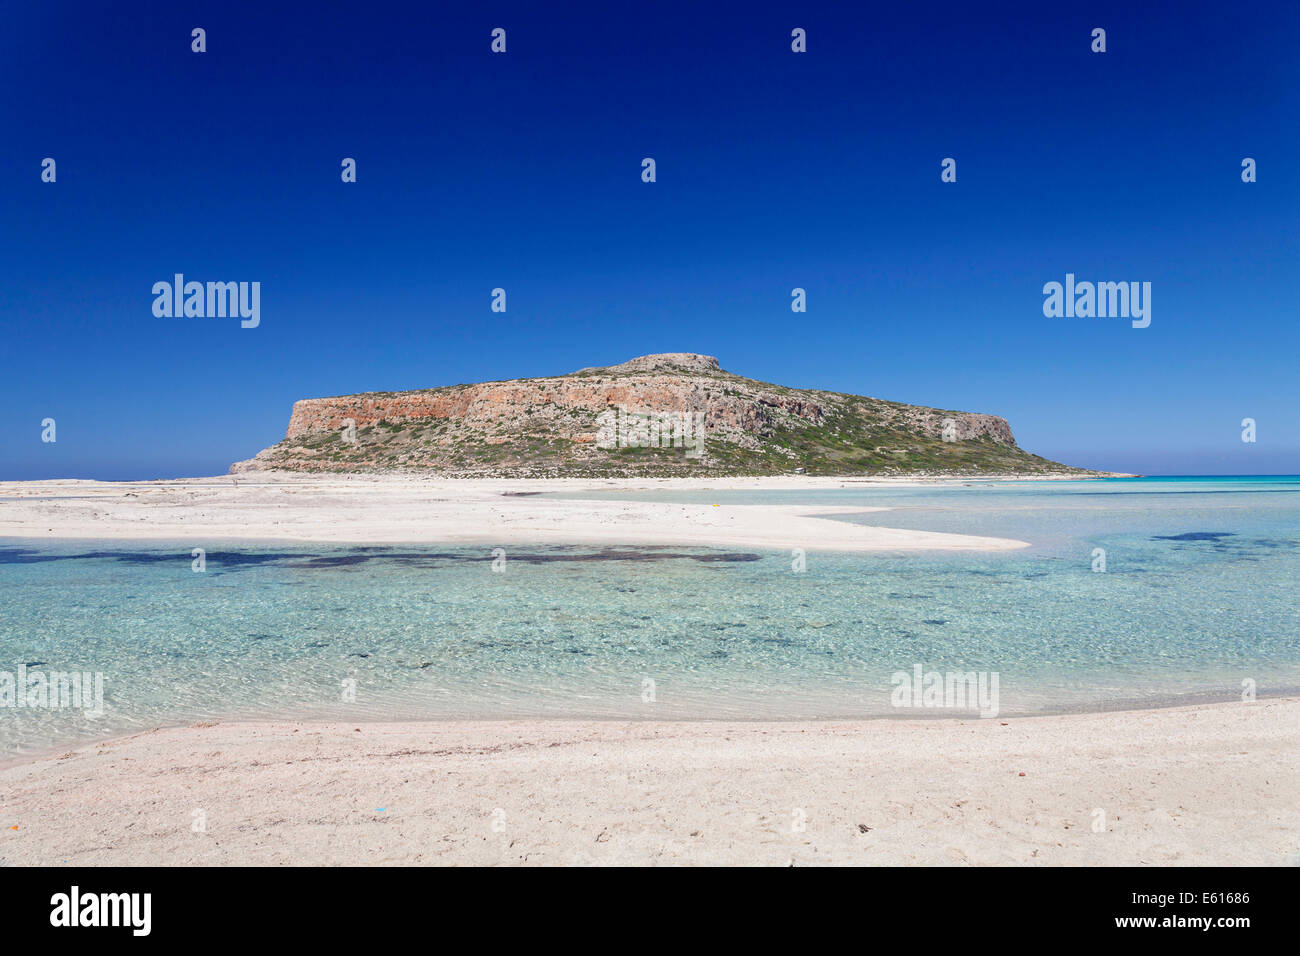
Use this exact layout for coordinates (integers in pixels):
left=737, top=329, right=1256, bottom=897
left=231, top=353, right=1086, bottom=477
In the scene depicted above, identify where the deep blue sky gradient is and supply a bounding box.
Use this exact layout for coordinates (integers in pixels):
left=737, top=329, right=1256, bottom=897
left=3, top=1, right=1297, bottom=478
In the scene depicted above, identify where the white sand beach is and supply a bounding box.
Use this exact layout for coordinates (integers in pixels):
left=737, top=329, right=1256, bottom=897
left=1, top=699, right=1296, bottom=866
left=4, top=472, right=1291, bottom=867
left=0, top=473, right=1034, bottom=552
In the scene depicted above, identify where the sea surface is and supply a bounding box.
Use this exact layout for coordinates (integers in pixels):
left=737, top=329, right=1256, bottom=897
left=2, top=477, right=1298, bottom=756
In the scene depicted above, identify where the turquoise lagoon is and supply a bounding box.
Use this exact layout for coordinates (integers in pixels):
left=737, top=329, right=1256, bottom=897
left=2, top=477, right=1298, bottom=756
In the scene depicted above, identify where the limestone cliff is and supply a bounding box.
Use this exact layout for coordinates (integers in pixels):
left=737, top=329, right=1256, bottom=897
left=231, top=353, right=1085, bottom=476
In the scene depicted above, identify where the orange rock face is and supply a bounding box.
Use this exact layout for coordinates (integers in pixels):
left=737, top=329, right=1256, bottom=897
left=283, top=376, right=852, bottom=442
left=233, top=353, right=1038, bottom=476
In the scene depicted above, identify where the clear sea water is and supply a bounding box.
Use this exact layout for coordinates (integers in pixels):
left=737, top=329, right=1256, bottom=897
left=2, top=477, right=1298, bottom=756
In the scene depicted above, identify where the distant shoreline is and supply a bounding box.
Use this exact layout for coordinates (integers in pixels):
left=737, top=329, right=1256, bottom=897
left=0, top=474, right=1076, bottom=552
left=4, top=470, right=1140, bottom=485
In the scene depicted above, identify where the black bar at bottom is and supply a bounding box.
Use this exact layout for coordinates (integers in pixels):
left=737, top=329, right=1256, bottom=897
left=0, top=865, right=1285, bottom=942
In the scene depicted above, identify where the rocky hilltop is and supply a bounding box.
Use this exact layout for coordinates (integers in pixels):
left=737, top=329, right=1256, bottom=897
left=231, top=353, right=1087, bottom=477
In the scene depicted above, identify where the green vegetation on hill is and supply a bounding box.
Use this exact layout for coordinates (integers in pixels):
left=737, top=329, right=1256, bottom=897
left=234, top=355, right=1097, bottom=478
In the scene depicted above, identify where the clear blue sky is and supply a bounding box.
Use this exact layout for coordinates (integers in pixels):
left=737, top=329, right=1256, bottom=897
left=3, top=1, right=1297, bottom=479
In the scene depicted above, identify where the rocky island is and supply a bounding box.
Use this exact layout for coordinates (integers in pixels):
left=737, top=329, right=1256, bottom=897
left=232, top=353, right=1089, bottom=477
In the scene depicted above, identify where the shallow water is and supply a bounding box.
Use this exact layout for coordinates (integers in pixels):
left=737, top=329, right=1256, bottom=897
left=1, top=477, right=1298, bottom=755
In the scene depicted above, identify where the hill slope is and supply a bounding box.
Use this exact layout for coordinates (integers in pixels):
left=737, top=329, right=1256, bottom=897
left=231, top=353, right=1092, bottom=477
